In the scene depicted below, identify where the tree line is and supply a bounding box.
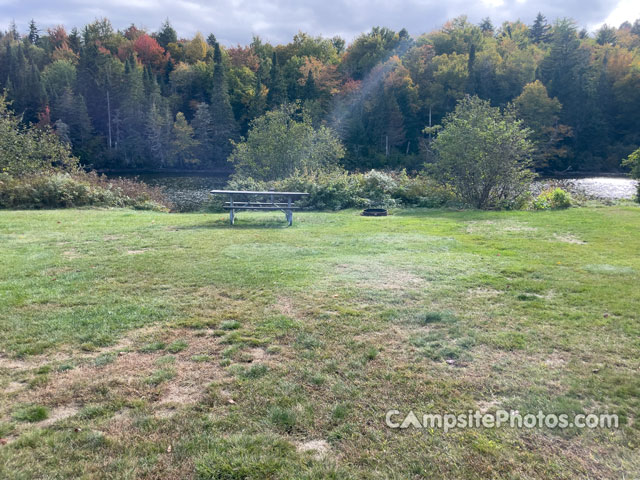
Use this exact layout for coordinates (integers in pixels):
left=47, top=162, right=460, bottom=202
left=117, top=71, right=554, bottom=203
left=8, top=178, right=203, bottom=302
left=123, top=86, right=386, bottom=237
left=1, top=14, right=639, bottom=173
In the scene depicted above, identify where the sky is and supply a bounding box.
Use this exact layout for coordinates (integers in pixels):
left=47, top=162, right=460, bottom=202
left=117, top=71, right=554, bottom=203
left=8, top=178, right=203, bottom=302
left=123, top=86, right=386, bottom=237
left=1, top=0, right=639, bottom=46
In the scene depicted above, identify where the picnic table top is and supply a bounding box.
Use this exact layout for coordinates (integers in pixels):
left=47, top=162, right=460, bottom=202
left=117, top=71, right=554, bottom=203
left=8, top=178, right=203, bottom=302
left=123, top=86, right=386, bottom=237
left=209, top=190, right=309, bottom=196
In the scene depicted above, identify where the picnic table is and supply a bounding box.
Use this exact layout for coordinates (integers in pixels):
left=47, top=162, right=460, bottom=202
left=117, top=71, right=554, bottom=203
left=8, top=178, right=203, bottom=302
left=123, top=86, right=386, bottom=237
left=210, top=190, right=309, bottom=226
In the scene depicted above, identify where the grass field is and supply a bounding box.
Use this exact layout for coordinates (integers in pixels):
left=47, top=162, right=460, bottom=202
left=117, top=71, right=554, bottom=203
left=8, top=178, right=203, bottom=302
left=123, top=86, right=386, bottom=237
left=1, top=207, right=639, bottom=479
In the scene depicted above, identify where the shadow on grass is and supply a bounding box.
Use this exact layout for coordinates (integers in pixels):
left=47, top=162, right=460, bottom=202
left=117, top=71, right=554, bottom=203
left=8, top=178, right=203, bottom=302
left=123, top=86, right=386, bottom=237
left=391, top=207, right=515, bottom=221
left=177, top=217, right=293, bottom=230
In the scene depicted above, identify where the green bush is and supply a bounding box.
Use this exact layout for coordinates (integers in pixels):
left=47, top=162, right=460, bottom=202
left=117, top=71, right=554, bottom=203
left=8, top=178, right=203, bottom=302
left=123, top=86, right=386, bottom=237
left=429, top=96, right=534, bottom=209
left=533, top=188, right=572, bottom=210
left=228, top=102, right=344, bottom=181
left=207, top=169, right=455, bottom=212
left=0, top=172, right=170, bottom=210
left=1, top=94, right=78, bottom=177
left=622, top=148, right=640, bottom=203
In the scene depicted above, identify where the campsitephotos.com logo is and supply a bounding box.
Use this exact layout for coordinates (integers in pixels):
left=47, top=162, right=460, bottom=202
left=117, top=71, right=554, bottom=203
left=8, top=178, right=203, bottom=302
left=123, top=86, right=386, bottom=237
left=385, top=409, right=619, bottom=433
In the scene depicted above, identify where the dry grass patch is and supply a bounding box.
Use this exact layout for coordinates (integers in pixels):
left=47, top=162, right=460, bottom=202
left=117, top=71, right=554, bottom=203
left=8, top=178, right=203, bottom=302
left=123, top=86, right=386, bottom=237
left=465, top=219, right=538, bottom=235
left=334, top=261, right=426, bottom=291
left=553, top=233, right=587, bottom=244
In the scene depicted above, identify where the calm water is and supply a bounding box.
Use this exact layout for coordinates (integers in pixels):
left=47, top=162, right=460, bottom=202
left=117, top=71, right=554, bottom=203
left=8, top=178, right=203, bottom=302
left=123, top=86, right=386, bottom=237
left=115, top=173, right=638, bottom=211
left=564, top=177, right=638, bottom=200
left=122, top=173, right=228, bottom=211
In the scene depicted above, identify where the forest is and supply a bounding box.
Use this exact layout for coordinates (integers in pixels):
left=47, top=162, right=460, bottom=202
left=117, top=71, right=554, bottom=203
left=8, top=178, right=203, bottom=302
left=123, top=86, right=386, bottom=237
left=1, top=14, right=639, bottom=174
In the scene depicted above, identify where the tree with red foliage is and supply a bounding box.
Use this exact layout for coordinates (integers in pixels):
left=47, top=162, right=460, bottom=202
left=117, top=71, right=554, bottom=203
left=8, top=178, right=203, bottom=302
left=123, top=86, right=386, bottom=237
left=47, top=26, right=69, bottom=49
left=133, top=34, right=168, bottom=72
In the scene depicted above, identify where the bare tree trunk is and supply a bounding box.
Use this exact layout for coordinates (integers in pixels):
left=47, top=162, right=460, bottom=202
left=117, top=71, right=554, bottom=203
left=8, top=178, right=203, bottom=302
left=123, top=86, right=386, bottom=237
left=106, top=90, right=112, bottom=149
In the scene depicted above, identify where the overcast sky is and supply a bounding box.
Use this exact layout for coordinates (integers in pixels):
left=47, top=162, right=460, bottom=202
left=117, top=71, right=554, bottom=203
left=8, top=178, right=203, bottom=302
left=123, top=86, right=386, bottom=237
left=1, top=0, right=639, bottom=46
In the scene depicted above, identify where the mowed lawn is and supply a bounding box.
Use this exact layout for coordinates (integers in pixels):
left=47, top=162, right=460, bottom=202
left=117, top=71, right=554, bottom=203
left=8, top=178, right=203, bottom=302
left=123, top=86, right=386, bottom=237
left=0, top=207, right=639, bottom=479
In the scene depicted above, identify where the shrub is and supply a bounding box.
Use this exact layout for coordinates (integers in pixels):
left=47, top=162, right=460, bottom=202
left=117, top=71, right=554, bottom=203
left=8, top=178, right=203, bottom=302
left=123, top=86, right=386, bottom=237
left=622, top=148, right=640, bottom=203
left=228, top=102, right=344, bottom=181
left=206, top=169, right=455, bottom=212
left=429, top=96, right=535, bottom=209
left=0, top=171, right=170, bottom=211
left=276, top=169, right=367, bottom=210
left=533, top=188, right=572, bottom=210
left=1, top=94, right=79, bottom=177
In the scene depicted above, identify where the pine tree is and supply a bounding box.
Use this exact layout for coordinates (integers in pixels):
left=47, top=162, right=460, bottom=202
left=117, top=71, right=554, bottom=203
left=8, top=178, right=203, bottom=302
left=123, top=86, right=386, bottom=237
left=68, top=28, right=81, bottom=52
left=479, top=18, right=494, bottom=34
left=267, top=51, right=286, bottom=107
left=192, top=102, right=215, bottom=165
left=530, top=13, right=551, bottom=43
left=8, top=20, right=19, bottom=41
left=247, top=74, right=266, bottom=124
left=52, top=87, right=92, bottom=149
left=210, top=42, right=239, bottom=165
left=119, top=57, right=146, bottom=163
left=155, top=19, right=177, bottom=50
left=145, top=101, right=171, bottom=168
left=596, top=25, right=617, bottom=45
left=303, top=70, right=317, bottom=100
left=28, top=20, right=39, bottom=45
left=170, top=112, right=200, bottom=167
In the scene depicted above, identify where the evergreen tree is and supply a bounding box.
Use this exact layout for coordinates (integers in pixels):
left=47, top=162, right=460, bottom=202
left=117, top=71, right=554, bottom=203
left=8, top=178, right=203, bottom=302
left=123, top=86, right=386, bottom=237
left=303, top=70, right=317, bottom=100
left=541, top=19, right=607, bottom=168
left=479, top=18, right=494, bottom=34
left=210, top=42, right=239, bottom=164
left=52, top=87, right=92, bottom=150
left=192, top=102, right=215, bottom=165
left=8, top=20, right=19, bottom=41
left=530, top=13, right=551, bottom=43
left=267, top=52, right=286, bottom=107
left=596, top=25, right=617, bottom=45
left=119, top=57, right=146, bottom=163
left=155, top=19, right=177, bottom=50
left=247, top=73, right=267, bottom=125
left=68, top=28, right=81, bottom=52
left=145, top=101, right=171, bottom=167
left=28, top=20, right=39, bottom=45
left=170, top=112, right=200, bottom=167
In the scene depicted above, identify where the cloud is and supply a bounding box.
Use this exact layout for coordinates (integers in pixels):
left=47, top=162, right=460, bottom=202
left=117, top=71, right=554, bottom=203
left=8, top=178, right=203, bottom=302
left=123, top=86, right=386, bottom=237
left=0, top=0, right=634, bottom=45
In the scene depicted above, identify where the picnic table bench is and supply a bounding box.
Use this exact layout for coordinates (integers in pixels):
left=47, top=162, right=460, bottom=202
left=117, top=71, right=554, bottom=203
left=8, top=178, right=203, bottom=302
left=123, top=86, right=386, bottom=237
left=210, top=190, right=309, bottom=226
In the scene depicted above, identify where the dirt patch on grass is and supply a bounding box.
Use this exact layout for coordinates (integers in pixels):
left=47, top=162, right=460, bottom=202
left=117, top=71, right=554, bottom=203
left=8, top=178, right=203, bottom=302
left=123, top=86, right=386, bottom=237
left=62, top=249, right=82, bottom=259
left=275, top=296, right=298, bottom=318
left=543, top=352, right=568, bottom=368
left=553, top=233, right=587, bottom=244
left=296, top=439, right=331, bottom=460
left=0, top=356, right=31, bottom=370
left=13, top=328, right=227, bottom=413
left=467, top=287, right=502, bottom=299
left=39, top=405, right=80, bottom=427
left=476, top=397, right=505, bottom=413
left=0, top=351, right=71, bottom=370
left=3, top=381, right=24, bottom=394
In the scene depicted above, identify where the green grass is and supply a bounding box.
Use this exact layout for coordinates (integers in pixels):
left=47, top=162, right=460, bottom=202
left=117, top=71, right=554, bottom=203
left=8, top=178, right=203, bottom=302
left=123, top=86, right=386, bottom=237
left=12, top=405, right=49, bottom=423
left=0, top=207, right=639, bottom=479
